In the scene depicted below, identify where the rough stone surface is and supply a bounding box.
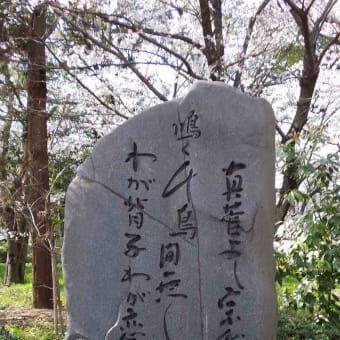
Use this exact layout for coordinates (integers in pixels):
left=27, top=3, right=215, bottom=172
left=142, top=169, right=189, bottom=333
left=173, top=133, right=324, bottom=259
left=63, top=81, right=277, bottom=340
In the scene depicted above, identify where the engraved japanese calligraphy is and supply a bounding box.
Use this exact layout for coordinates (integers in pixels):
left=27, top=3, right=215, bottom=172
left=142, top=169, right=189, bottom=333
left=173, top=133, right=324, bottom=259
left=63, top=82, right=277, bottom=340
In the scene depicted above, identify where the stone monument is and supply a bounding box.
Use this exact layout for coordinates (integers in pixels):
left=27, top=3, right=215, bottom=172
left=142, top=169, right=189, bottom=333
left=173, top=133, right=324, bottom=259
left=63, top=81, right=277, bottom=339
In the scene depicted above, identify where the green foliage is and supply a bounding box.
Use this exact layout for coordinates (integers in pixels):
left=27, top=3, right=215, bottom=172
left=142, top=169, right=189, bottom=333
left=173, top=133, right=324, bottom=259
left=283, top=189, right=309, bottom=205
left=3, top=323, right=63, bottom=340
left=274, top=43, right=304, bottom=73
left=285, top=45, right=304, bottom=67
left=276, top=153, right=340, bottom=329
left=0, top=327, right=19, bottom=340
left=0, top=241, right=7, bottom=263
left=277, top=309, right=340, bottom=340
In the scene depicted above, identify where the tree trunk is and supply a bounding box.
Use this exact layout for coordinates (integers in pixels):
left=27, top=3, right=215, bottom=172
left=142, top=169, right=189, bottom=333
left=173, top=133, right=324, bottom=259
left=199, top=0, right=224, bottom=80
left=5, top=239, right=26, bottom=283
left=1, top=66, right=29, bottom=284
left=27, top=4, right=53, bottom=309
left=3, top=205, right=28, bottom=285
left=275, top=1, right=322, bottom=225
left=4, top=236, right=28, bottom=284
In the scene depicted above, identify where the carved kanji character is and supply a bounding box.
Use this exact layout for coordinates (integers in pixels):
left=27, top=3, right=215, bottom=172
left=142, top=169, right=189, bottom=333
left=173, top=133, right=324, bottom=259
left=162, top=161, right=196, bottom=198
left=121, top=266, right=151, bottom=283
left=160, top=243, right=180, bottom=268
left=222, top=175, right=243, bottom=201
left=125, top=142, right=157, bottom=172
left=173, top=110, right=201, bottom=140
left=126, top=292, right=145, bottom=306
left=218, top=287, right=241, bottom=309
left=124, top=196, right=148, bottom=212
left=128, top=212, right=144, bottom=229
left=124, top=233, right=146, bottom=258
left=223, top=161, right=246, bottom=176
left=219, top=239, right=241, bottom=260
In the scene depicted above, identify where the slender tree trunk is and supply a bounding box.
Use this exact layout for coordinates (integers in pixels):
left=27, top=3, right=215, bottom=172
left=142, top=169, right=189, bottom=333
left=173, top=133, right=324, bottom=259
left=5, top=238, right=21, bottom=284
left=3, top=206, right=28, bottom=285
left=27, top=4, right=53, bottom=309
left=233, top=0, right=271, bottom=89
left=199, top=0, right=224, bottom=80
left=1, top=67, right=29, bottom=285
left=5, top=237, right=28, bottom=284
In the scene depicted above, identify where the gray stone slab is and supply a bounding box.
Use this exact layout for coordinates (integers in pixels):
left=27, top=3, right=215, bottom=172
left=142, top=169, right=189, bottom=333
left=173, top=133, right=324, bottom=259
left=63, top=81, right=277, bottom=340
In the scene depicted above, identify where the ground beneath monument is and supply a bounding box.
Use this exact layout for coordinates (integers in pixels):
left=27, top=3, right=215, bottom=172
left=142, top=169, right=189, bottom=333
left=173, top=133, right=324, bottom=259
left=0, top=306, right=66, bottom=329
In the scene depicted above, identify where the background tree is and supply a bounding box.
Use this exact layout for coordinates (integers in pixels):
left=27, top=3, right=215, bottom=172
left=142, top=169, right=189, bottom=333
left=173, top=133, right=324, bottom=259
left=0, top=65, right=28, bottom=285
left=26, top=3, right=53, bottom=309
left=275, top=0, right=339, bottom=224
left=0, top=0, right=30, bottom=285
left=0, top=0, right=55, bottom=308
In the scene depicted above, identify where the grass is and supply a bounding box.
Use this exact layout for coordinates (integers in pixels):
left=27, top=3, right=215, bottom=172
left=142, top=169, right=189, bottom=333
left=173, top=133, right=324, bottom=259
left=2, top=322, right=62, bottom=340
left=0, top=261, right=65, bottom=340
left=0, top=263, right=65, bottom=310
left=0, top=264, right=32, bottom=310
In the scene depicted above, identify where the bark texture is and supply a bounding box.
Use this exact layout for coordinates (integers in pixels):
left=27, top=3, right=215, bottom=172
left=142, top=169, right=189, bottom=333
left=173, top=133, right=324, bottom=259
left=3, top=205, right=28, bottom=285
left=199, top=0, right=224, bottom=80
left=27, top=4, right=52, bottom=309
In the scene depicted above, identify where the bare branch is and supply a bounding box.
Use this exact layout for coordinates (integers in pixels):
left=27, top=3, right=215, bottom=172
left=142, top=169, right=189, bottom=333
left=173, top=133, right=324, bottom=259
left=234, top=0, right=270, bottom=88
left=318, top=31, right=340, bottom=66
left=276, top=123, right=288, bottom=142
left=138, top=32, right=203, bottom=80
left=48, top=2, right=202, bottom=50
left=311, top=0, right=337, bottom=44
left=284, top=0, right=304, bottom=19
left=306, top=0, right=317, bottom=13
left=46, top=44, right=129, bottom=120
left=53, top=8, right=168, bottom=102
